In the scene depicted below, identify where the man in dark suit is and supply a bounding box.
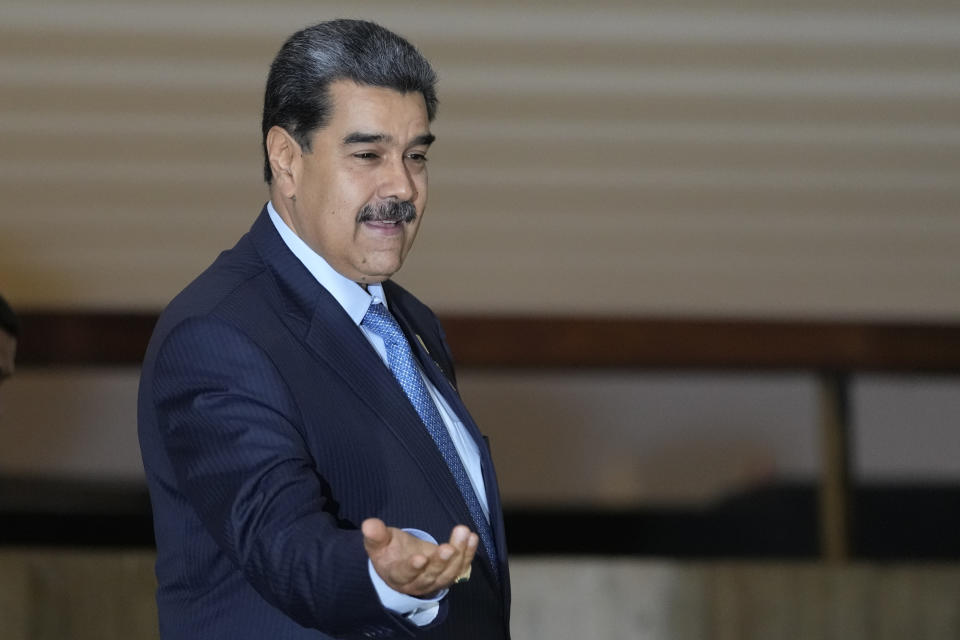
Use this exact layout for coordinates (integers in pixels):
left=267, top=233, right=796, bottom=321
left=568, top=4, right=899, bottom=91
left=138, top=19, right=510, bottom=639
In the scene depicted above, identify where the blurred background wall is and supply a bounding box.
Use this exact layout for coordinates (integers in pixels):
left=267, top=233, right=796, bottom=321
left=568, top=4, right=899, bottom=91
left=1, top=0, right=957, bottom=500
left=1, top=1, right=958, bottom=638
left=2, top=0, right=959, bottom=318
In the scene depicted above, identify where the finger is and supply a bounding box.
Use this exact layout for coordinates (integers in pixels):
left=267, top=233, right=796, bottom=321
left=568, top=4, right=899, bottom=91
left=405, top=559, right=448, bottom=594
left=430, top=555, right=466, bottom=589
left=415, top=542, right=456, bottom=582
left=430, top=525, right=469, bottom=567
left=384, top=548, right=431, bottom=588
left=403, top=541, right=455, bottom=592
left=409, top=553, right=428, bottom=571
left=427, top=535, right=476, bottom=590
left=361, top=518, right=391, bottom=555
left=454, top=533, right=479, bottom=581
left=447, top=525, right=472, bottom=551
left=387, top=530, right=438, bottom=589
left=436, top=539, right=458, bottom=562
left=427, top=526, right=474, bottom=586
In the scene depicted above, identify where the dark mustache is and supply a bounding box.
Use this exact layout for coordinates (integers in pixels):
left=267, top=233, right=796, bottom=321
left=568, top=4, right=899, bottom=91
left=356, top=200, right=417, bottom=224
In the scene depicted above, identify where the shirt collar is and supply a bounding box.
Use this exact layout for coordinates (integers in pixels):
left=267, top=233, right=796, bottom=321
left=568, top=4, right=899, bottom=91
left=266, top=200, right=386, bottom=326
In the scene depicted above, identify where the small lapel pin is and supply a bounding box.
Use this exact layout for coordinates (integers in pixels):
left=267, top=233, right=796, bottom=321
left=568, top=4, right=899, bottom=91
left=416, top=333, right=457, bottom=390
left=415, top=334, right=430, bottom=355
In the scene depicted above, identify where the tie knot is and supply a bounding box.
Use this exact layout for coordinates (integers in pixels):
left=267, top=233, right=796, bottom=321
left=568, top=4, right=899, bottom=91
left=361, top=302, right=405, bottom=345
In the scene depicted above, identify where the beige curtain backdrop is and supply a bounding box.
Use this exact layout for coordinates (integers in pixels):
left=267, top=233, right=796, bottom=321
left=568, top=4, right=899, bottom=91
left=1, top=0, right=958, bottom=319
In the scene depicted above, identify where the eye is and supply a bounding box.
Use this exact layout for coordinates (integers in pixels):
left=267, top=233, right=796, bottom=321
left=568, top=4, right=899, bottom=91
left=406, top=152, right=429, bottom=163
left=353, top=152, right=379, bottom=160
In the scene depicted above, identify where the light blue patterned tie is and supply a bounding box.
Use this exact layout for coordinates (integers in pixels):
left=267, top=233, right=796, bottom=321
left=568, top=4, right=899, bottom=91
left=362, top=301, right=497, bottom=569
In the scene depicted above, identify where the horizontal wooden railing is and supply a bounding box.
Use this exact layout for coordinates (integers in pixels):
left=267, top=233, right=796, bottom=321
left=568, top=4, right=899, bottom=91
left=15, top=312, right=960, bottom=371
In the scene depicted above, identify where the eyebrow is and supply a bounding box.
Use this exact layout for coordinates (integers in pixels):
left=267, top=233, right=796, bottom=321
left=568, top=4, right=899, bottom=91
left=411, top=133, right=436, bottom=147
left=342, top=132, right=435, bottom=147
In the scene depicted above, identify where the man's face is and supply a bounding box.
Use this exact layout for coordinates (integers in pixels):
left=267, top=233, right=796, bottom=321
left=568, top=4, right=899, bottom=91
left=274, top=80, right=433, bottom=284
left=0, top=329, right=15, bottom=389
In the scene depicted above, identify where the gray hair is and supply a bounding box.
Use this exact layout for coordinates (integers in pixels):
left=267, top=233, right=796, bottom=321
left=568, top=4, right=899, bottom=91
left=261, top=19, right=439, bottom=183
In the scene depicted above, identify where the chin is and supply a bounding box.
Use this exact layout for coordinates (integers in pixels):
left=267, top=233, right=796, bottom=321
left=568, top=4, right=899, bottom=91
left=358, top=267, right=401, bottom=284
left=360, top=257, right=405, bottom=282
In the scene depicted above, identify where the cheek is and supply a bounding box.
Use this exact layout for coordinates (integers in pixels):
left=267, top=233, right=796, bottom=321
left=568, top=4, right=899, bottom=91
left=416, top=174, right=429, bottom=204
left=338, top=167, right=378, bottom=201
left=403, top=220, right=424, bottom=252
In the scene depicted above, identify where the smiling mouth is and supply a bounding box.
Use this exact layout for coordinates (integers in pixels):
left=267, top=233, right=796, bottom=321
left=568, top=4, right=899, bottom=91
left=362, top=219, right=406, bottom=237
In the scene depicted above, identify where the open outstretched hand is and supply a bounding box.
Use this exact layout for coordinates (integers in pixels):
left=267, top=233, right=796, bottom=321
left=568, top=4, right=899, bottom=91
left=362, top=518, right=478, bottom=596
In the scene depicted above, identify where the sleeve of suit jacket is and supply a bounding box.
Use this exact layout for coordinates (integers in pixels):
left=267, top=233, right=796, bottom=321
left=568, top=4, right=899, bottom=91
left=151, top=314, right=431, bottom=637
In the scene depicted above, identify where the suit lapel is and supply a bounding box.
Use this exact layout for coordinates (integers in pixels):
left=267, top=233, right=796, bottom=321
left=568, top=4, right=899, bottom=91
left=390, top=302, right=507, bottom=583
left=248, top=208, right=476, bottom=535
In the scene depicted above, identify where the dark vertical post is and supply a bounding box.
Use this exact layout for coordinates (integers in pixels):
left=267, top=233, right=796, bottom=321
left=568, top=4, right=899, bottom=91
left=818, top=371, right=853, bottom=561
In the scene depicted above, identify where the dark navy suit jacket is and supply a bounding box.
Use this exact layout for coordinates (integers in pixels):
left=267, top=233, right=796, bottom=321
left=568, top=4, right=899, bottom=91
left=138, top=207, right=511, bottom=639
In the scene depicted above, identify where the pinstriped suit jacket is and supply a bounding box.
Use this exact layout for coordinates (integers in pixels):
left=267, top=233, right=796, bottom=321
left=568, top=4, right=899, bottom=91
left=137, top=207, right=511, bottom=639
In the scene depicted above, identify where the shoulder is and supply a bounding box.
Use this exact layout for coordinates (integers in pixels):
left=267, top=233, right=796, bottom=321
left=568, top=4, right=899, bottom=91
left=145, top=231, right=277, bottom=366
left=173, top=234, right=267, bottom=317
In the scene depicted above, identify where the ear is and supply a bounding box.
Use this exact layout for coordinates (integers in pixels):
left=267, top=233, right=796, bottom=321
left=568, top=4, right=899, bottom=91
left=266, top=125, right=302, bottom=197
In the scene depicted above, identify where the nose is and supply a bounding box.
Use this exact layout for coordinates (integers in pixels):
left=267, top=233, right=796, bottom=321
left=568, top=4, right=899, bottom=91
left=378, top=155, right=418, bottom=203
